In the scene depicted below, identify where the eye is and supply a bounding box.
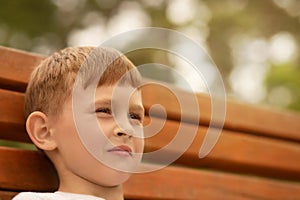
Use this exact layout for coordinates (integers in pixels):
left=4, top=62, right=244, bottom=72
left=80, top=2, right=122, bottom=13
left=129, top=112, right=142, bottom=121
left=96, top=108, right=111, bottom=114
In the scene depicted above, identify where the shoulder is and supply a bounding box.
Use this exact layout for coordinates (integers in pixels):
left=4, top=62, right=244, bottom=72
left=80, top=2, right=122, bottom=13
left=13, top=192, right=105, bottom=200
left=13, top=192, right=57, bottom=200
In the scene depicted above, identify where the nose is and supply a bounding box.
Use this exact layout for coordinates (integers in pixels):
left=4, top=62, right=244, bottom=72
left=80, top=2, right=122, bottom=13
left=114, top=127, right=134, bottom=138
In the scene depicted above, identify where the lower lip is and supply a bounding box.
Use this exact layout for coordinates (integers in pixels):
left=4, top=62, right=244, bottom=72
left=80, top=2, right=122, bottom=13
left=108, top=150, right=132, bottom=157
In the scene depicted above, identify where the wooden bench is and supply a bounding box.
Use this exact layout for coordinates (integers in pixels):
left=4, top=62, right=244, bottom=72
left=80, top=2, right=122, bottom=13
left=0, top=46, right=300, bottom=200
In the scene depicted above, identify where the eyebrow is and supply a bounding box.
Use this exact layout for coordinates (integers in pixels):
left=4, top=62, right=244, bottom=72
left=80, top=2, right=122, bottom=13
left=130, top=104, right=145, bottom=113
left=94, top=98, right=144, bottom=113
left=94, top=98, right=112, bottom=106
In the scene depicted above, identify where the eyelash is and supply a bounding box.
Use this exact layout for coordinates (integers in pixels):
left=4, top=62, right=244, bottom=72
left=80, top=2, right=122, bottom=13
left=129, top=113, right=142, bottom=121
left=95, top=108, right=111, bottom=114
left=95, top=108, right=142, bottom=121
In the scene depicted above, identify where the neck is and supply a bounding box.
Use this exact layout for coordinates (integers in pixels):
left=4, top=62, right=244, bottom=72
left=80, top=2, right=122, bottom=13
left=58, top=174, right=124, bottom=200
left=53, top=157, right=125, bottom=200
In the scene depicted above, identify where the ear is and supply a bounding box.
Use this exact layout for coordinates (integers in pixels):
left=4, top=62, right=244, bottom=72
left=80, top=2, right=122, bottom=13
left=26, top=111, right=57, bottom=151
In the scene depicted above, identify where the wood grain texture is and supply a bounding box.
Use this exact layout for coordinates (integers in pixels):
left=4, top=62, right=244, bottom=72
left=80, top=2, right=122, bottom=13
left=0, top=191, right=18, bottom=200
left=142, top=83, right=300, bottom=142
left=144, top=117, right=300, bottom=181
left=0, top=46, right=44, bottom=92
left=0, top=89, right=29, bottom=142
left=0, top=147, right=58, bottom=191
left=125, top=164, right=300, bottom=200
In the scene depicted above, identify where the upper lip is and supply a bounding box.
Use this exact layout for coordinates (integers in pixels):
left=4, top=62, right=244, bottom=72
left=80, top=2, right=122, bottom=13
left=107, top=145, right=133, bottom=156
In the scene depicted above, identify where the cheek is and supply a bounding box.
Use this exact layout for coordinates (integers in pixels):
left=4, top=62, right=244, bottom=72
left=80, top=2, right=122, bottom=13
left=55, top=122, right=90, bottom=166
left=97, top=118, right=114, bottom=137
left=57, top=128, right=131, bottom=186
left=133, top=125, right=144, bottom=153
left=135, top=138, right=144, bottom=153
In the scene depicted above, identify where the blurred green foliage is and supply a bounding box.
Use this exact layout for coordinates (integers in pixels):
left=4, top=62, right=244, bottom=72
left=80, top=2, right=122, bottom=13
left=0, top=139, right=36, bottom=150
left=265, top=62, right=300, bottom=111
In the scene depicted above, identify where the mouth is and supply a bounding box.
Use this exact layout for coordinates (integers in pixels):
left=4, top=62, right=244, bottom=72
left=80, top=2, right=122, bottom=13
left=107, top=145, right=133, bottom=157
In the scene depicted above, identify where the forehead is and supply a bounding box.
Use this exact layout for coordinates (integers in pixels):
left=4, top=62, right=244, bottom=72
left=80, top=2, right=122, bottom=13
left=95, top=85, right=143, bottom=106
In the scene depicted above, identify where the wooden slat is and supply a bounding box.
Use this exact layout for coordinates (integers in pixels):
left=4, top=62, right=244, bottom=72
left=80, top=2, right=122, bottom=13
left=125, top=164, right=300, bottom=200
left=143, top=117, right=300, bottom=181
left=0, top=89, right=29, bottom=142
left=0, top=147, right=58, bottom=191
left=0, top=46, right=44, bottom=92
left=141, top=84, right=300, bottom=142
left=225, top=99, right=300, bottom=142
left=0, top=191, right=18, bottom=200
left=1, top=147, right=300, bottom=200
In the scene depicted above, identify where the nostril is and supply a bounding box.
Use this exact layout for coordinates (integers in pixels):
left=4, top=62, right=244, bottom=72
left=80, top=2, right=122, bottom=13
left=116, top=129, right=133, bottom=137
left=117, top=132, right=124, bottom=136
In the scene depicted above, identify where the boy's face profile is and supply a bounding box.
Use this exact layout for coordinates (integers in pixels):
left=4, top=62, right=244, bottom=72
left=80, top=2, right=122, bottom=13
left=48, top=84, right=144, bottom=187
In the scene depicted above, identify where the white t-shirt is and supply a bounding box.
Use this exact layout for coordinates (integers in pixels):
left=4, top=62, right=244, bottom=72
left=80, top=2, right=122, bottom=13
left=12, top=191, right=105, bottom=200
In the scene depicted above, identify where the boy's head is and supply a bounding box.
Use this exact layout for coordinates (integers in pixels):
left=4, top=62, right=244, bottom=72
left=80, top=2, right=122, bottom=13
left=24, top=46, right=145, bottom=190
left=25, top=46, right=142, bottom=120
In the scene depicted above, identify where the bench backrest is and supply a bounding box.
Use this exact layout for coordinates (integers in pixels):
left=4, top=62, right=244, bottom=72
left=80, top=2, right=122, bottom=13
left=0, top=46, right=300, bottom=200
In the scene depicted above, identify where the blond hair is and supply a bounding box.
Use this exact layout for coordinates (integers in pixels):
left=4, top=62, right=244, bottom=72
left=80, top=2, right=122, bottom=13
left=24, top=46, right=142, bottom=119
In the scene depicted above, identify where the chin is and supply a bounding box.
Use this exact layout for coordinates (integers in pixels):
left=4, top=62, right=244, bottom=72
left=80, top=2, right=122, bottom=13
left=103, top=170, right=131, bottom=187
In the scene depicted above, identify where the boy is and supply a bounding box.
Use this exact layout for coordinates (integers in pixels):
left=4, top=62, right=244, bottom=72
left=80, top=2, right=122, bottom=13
left=13, top=46, right=145, bottom=200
